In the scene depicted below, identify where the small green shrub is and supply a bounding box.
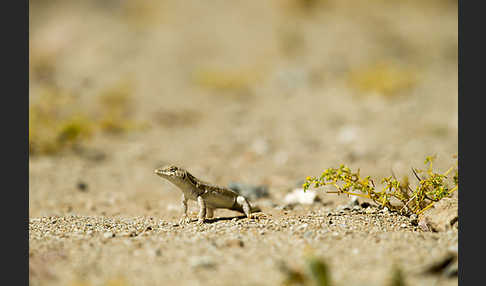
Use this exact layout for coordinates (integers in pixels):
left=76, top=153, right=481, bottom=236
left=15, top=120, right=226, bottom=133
left=303, top=156, right=458, bottom=216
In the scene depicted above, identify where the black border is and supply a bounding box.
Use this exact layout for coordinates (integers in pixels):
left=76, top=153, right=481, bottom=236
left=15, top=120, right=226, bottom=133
left=458, top=0, right=482, bottom=285
left=3, top=0, right=29, bottom=285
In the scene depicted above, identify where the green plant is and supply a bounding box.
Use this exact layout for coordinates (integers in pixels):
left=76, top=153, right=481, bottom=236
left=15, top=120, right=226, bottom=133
left=192, top=66, right=264, bottom=92
left=29, top=87, right=94, bottom=155
left=280, top=255, right=331, bottom=286
left=388, top=266, right=406, bottom=286
left=348, top=61, right=417, bottom=97
left=281, top=254, right=408, bottom=286
left=29, top=78, right=146, bottom=156
left=303, top=156, right=458, bottom=216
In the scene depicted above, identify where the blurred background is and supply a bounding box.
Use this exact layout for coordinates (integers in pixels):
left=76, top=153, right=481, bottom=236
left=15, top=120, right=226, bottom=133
left=29, top=0, right=457, bottom=284
left=29, top=0, right=458, bottom=215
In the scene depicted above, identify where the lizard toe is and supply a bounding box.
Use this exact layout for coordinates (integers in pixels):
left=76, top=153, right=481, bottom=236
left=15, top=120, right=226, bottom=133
left=179, top=216, right=191, bottom=224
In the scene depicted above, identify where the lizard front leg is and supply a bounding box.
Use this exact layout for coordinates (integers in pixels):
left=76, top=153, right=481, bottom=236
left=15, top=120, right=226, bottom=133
left=197, top=196, right=207, bottom=224
left=179, top=194, right=191, bottom=224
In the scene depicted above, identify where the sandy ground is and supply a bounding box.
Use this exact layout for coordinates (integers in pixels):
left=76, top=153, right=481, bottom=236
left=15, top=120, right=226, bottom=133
left=29, top=1, right=458, bottom=285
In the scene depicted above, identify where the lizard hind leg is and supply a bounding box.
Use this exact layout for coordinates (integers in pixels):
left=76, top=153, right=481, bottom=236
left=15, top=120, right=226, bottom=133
left=236, top=195, right=252, bottom=219
left=206, top=207, right=214, bottom=219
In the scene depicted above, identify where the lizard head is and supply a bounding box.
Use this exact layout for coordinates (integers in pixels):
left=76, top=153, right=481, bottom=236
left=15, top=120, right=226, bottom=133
left=154, top=165, right=187, bottom=181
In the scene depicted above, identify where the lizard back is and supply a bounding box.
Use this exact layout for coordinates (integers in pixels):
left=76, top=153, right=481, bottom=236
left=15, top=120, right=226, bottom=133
left=186, top=172, right=239, bottom=208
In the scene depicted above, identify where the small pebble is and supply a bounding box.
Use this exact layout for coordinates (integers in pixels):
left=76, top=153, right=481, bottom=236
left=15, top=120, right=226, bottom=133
left=103, top=232, right=115, bottom=238
left=225, top=239, right=244, bottom=248
left=365, top=208, right=376, bottom=214
left=410, top=214, right=419, bottom=226
left=284, top=188, right=318, bottom=205
left=360, top=202, right=371, bottom=208
left=448, top=244, right=458, bottom=254
left=304, top=231, right=313, bottom=239
left=298, top=223, right=308, bottom=231
left=77, top=181, right=88, bottom=192
left=190, top=256, right=216, bottom=269
left=348, top=197, right=360, bottom=206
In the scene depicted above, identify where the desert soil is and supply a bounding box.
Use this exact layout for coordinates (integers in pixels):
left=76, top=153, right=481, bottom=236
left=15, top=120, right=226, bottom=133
left=29, top=1, right=458, bottom=285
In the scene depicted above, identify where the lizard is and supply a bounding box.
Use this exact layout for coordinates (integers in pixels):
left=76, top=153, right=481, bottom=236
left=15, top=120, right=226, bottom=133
left=154, top=165, right=260, bottom=224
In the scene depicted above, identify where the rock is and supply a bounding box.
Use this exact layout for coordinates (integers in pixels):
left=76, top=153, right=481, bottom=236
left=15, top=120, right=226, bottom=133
left=225, top=239, right=244, bottom=248
left=409, top=214, right=418, bottom=226
left=77, top=181, right=88, bottom=192
left=423, top=252, right=457, bottom=276
left=444, top=260, right=458, bottom=278
left=297, top=223, right=308, bottom=231
left=348, top=196, right=360, bottom=207
left=448, top=244, right=458, bottom=255
left=276, top=203, right=296, bottom=211
left=103, top=232, right=115, bottom=238
left=420, top=198, right=458, bottom=232
left=360, top=202, right=371, bottom=208
left=418, top=218, right=433, bottom=232
left=365, top=207, right=377, bottom=214
left=337, top=125, right=360, bottom=144
left=337, top=205, right=349, bottom=212
left=228, top=182, right=269, bottom=200
left=190, top=256, right=216, bottom=269
left=284, top=188, right=319, bottom=205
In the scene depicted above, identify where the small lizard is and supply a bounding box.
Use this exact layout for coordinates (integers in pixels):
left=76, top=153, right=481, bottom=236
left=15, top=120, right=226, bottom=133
left=154, top=165, right=260, bottom=224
